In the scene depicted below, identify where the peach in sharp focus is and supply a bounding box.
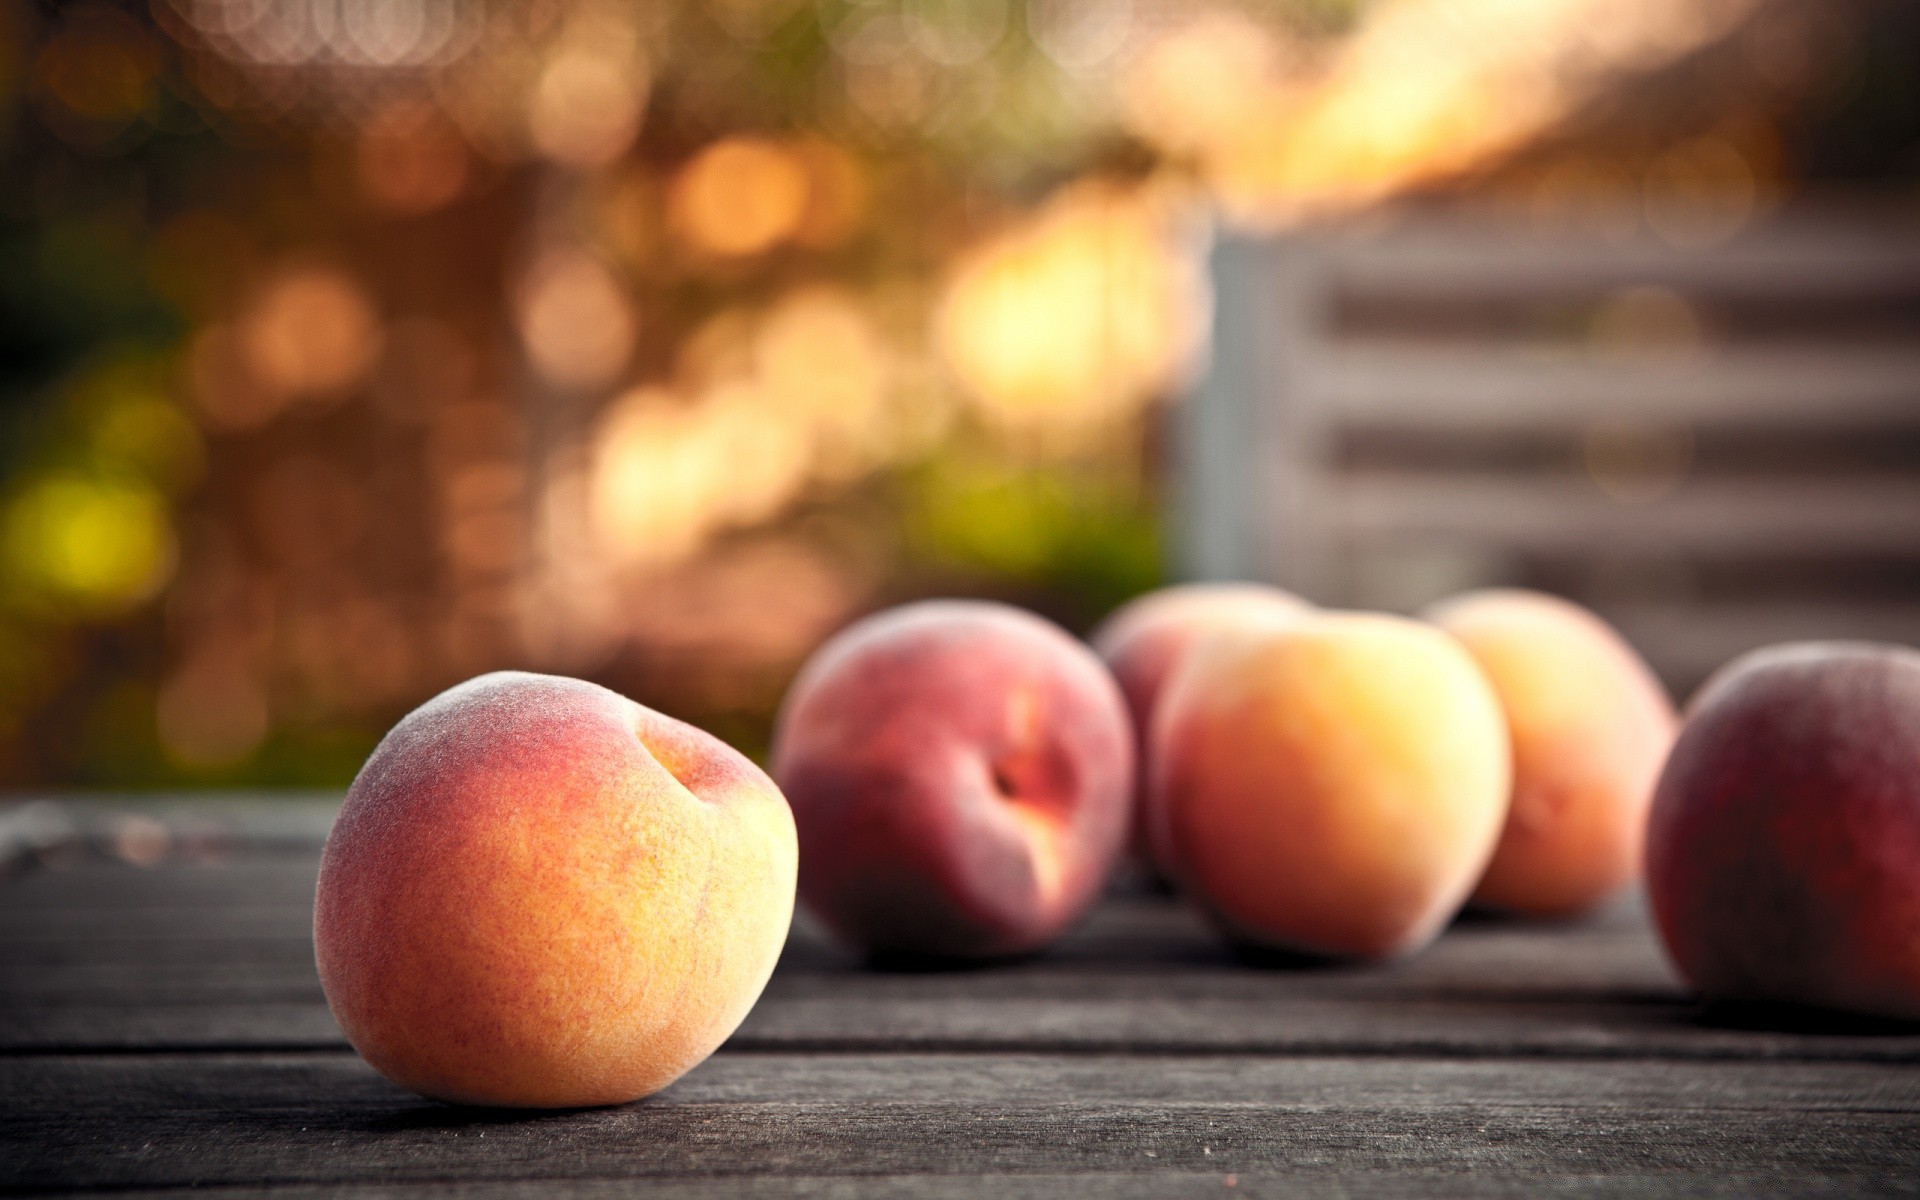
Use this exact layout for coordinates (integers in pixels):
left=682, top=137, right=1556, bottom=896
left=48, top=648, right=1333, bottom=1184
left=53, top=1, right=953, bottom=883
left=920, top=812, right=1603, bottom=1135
left=1090, top=583, right=1311, bottom=868
left=313, top=671, right=798, bottom=1108
left=1425, top=589, right=1677, bottom=917
left=1150, top=611, right=1510, bottom=959
left=772, top=599, right=1133, bottom=959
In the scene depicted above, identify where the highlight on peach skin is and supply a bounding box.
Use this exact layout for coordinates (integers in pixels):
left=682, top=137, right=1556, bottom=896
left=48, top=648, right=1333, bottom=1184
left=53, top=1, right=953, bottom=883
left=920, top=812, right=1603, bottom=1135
left=772, top=599, right=1134, bottom=960
left=1425, top=589, right=1676, bottom=918
left=313, top=671, right=799, bottom=1108
left=1149, top=611, right=1510, bottom=961
left=1090, top=583, right=1310, bottom=869
left=1647, top=642, right=1920, bottom=1022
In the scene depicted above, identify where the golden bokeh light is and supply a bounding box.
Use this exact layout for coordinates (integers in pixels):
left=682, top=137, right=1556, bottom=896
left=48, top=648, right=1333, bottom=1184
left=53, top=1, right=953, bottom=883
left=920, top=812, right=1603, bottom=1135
left=517, top=249, right=637, bottom=391
left=239, top=267, right=383, bottom=401
left=2, top=0, right=1839, bottom=789
left=668, top=137, right=811, bottom=258
left=1029, top=0, right=1135, bottom=72
left=1118, top=12, right=1291, bottom=160
left=754, top=288, right=889, bottom=478
left=588, top=381, right=815, bottom=567
left=528, top=47, right=649, bottom=168
left=1120, top=0, right=1766, bottom=227
left=590, top=388, right=721, bottom=565
left=579, top=286, right=926, bottom=566
left=792, top=139, right=870, bottom=250
left=936, top=184, right=1198, bottom=444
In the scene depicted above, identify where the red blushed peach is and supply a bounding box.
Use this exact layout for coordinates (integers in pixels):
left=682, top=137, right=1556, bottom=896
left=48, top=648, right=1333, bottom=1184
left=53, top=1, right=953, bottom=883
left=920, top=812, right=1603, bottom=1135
left=314, top=671, right=797, bottom=1107
left=1425, top=590, right=1676, bottom=917
left=772, top=600, right=1133, bottom=959
left=1091, top=583, right=1311, bottom=867
left=1647, top=643, right=1920, bottom=1020
left=1150, top=612, right=1510, bottom=959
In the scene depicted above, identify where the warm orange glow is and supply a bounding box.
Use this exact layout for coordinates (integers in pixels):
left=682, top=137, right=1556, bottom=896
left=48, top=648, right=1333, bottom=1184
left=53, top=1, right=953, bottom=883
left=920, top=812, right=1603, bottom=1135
left=586, top=287, right=905, bottom=565
left=793, top=139, right=870, bottom=250
left=754, top=288, right=887, bottom=476
left=936, top=184, right=1197, bottom=443
left=1123, top=0, right=1766, bottom=227
left=589, top=388, right=719, bottom=565
left=529, top=48, right=649, bottom=168
left=588, top=380, right=816, bottom=566
left=517, top=250, right=637, bottom=391
left=1118, top=13, right=1291, bottom=159
left=668, top=137, right=810, bottom=258
left=240, top=267, right=382, bottom=400
left=358, top=99, right=470, bottom=214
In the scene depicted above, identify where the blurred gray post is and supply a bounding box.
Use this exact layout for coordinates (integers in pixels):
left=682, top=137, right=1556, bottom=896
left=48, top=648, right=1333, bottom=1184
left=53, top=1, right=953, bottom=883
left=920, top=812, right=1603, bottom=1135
left=1174, top=233, right=1324, bottom=596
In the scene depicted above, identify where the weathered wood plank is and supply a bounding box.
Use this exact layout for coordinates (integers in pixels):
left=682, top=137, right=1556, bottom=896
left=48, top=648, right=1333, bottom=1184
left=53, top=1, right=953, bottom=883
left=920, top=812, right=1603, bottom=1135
left=1333, top=475, right=1920, bottom=557
left=2, top=1052, right=1915, bottom=1193
left=0, top=796, right=337, bottom=876
left=68, top=1173, right=1920, bottom=1200
left=1324, top=345, right=1920, bottom=431
left=1323, top=217, right=1920, bottom=301
left=6, top=857, right=1920, bottom=1063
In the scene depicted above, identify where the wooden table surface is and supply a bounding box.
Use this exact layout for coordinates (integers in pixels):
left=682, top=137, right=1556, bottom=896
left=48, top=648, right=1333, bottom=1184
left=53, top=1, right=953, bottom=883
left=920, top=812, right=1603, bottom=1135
left=4, top=795, right=1919, bottom=1197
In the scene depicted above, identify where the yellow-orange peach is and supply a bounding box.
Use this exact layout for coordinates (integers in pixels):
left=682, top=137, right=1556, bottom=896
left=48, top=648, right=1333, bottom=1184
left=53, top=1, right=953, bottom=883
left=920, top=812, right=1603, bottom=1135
left=773, top=600, right=1133, bottom=959
left=1425, top=590, right=1677, bottom=917
left=1150, top=612, right=1510, bottom=959
left=314, top=671, right=797, bottom=1107
left=1090, top=583, right=1310, bottom=867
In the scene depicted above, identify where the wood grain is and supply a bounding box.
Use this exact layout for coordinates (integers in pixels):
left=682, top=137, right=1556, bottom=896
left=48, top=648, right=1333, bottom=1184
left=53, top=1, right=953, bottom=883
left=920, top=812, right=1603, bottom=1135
left=4, top=1051, right=1917, bottom=1192
left=6, top=857, right=1919, bottom=1063
left=5, top=807, right=1919, bottom=1195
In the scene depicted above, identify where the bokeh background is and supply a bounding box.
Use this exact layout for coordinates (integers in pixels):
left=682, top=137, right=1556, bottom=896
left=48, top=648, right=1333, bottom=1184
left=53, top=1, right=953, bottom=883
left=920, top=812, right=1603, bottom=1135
left=2, top=0, right=1916, bottom=786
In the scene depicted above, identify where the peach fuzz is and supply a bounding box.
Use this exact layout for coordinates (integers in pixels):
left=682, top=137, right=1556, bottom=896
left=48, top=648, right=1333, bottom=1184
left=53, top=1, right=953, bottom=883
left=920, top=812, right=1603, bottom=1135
left=1150, top=611, right=1510, bottom=959
left=1647, top=642, right=1920, bottom=1020
left=772, top=600, right=1133, bottom=959
left=314, top=671, right=798, bottom=1107
left=1424, top=589, right=1676, bottom=917
left=1090, top=583, right=1311, bottom=864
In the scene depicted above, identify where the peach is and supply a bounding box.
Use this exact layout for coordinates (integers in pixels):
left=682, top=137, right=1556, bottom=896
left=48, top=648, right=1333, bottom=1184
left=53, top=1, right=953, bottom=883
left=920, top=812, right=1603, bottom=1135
left=1150, top=611, right=1510, bottom=959
left=1090, top=583, right=1311, bottom=866
left=1424, top=589, right=1677, bottom=917
left=772, top=600, right=1133, bottom=959
left=1646, top=642, right=1920, bottom=1020
left=314, top=671, right=798, bottom=1107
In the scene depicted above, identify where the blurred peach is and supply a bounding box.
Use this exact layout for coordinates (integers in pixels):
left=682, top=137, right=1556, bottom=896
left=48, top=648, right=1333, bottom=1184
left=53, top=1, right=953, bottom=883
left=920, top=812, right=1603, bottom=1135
left=1426, top=590, right=1676, bottom=917
left=1090, top=583, right=1309, bottom=869
left=774, top=601, right=1133, bottom=959
left=1152, top=612, right=1510, bottom=959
